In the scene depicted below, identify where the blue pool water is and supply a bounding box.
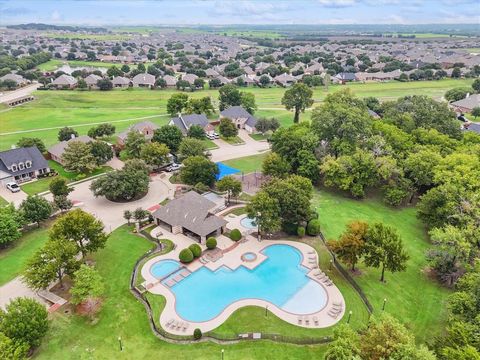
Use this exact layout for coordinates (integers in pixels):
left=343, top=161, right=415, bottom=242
left=163, top=244, right=327, bottom=322
left=240, top=217, right=257, bottom=229
left=151, top=259, right=180, bottom=278
left=216, top=162, right=240, bottom=180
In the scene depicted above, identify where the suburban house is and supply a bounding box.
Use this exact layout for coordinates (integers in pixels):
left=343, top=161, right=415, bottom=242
left=117, top=121, right=159, bottom=146
left=163, top=75, right=177, bottom=87
left=152, top=191, right=227, bottom=243
left=132, top=73, right=155, bottom=88
left=450, top=94, right=480, bottom=113
left=275, top=72, right=296, bottom=87
left=0, top=147, right=50, bottom=186
left=48, top=135, right=94, bottom=165
left=182, top=73, right=198, bottom=85
left=51, top=74, right=78, bottom=89
left=334, top=72, right=356, bottom=84
left=112, top=76, right=130, bottom=88
left=84, top=74, right=102, bottom=88
left=0, top=73, right=29, bottom=87
left=219, top=106, right=257, bottom=133
left=169, top=114, right=214, bottom=135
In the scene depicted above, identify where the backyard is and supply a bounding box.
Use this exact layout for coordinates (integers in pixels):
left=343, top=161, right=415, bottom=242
left=0, top=78, right=473, bottom=150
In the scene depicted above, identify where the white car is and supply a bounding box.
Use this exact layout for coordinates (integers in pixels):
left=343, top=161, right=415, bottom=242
left=166, top=163, right=182, bottom=172
left=6, top=182, right=20, bottom=193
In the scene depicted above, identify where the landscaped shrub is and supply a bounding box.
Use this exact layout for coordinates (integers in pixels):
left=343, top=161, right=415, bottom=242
left=229, top=229, right=242, bottom=241
left=179, top=248, right=194, bottom=263
left=188, top=244, right=202, bottom=258
left=206, top=237, right=217, bottom=249
left=297, top=226, right=305, bottom=237
left=193, top=328, right=202, bottom=340
left=283, top=222, right=298, bottom=235
left=307, top=219, right=321, bottom=236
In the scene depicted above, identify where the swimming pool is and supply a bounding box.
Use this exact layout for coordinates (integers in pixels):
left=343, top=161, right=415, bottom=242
left=240, top=217, right=257, bottom=229
left=151, top=259, right=180, bottom=278
left=162, top=244, right=327, bottom=322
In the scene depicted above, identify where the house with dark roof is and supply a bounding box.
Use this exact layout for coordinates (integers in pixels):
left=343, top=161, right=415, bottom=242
left=334, top=72, right=357, bottom=84
left=152, top=191, right=227, bottom=243
left=117, top=121, right=159, bottom=146
left=219, top=106, right=257, bottom=133
left=169, top=114, right=214, bottom=135
left=48, top=135, right=94, bottom=165
left=0, top=147, right=50, bottom=186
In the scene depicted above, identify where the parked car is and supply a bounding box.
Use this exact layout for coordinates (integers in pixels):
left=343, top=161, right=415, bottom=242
left=212, top=132, right=220, bottom=139
left=166, top=163, right=182, bottom=172
left=6, top=182, right=20, bottom=193
left=206, top=134, right=215, bottom=140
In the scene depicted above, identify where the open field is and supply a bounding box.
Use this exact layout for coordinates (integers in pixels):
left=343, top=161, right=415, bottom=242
left=35, top=225, right=329, bottom=359
left=313, top=189, right=450, bottom=342
left=0, top=221, right=51, bottom=286
left=37, top=59, right=132, bottom=72
left=0, top=79, right=472, bottom=151
left=222, top=153, right=268, bottom=173
left=391, top=33, right=469, bottom=38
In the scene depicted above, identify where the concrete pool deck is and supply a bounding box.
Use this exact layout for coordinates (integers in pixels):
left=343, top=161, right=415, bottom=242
left=141, top=222, right=345, bottom=336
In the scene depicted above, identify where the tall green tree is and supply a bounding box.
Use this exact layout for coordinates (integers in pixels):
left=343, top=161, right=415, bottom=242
left=24, top=237, right=80, bottom=289
left=281, top=83, right=314, bottom=123
left=0, top=331, right=29, bottom=360
left=216, top=176, right=242, bottom=204
left=218, top=84, right=242, bottom=111
left=62, top=141, right=97, bottom=173
left=49, top=209, right=108, bottom=259
left=124, top=130, right=146, bottom=159
left=241, top=92, right=257, bottom=114
left=140, top=142, right=170, bottom=169
left=364, top=223, right=409, bottom=282
left=16, top=137, right=46, bottom=153
left=90, top=140, right=113, bottom=165
left=180, top=156, right=218, bottom=187
left=49, top=177, right=72, bottom=197
left=178, top=138, right=208, bottom=161
left=152, top=125, right=183, bottom=153
left=19, top=196, right=52, bottom=227
left=262, top=152, right=291, bottom=179
left=58, top=127, right=78, bottom=141
left=166, top=93, right=189, bottom=116
left=0, top=297, right=49, bottom=349
left=246, top=191, right=282, bottom=235
left=328, top=221, right=368, bottom=271
left=218, top=118, right=238, bottom=138
left=70, top=265, right=105, bottom=307
left=0, top=204, right=23, bottom=248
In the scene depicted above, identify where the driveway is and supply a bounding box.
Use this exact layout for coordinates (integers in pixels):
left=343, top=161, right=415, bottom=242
left=0, top=186, right=28, bottom=207
left=210, top=130, right=270, bottom=162
left=44, top=174, right=175, bottom=232
left=0, top=83, right=41, bottom=104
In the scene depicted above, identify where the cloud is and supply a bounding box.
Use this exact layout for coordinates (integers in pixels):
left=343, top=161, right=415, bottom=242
left=51, top=10, right=62, bottom=21
left=0, top=6, right=35, bottom=15
left=317, top=0, right=357, bottom=7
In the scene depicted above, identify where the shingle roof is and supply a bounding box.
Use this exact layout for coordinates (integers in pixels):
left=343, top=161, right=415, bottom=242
left=451, top=94, right=480, bottom=111
left=220, top=106, right=257, bottom=128
left=48, top=135, right=93, bottom=159
left=117, top=121, right=159, bottom=140
left=132, top=73, right=155, bottom=86
left=52, top=74, right=77, bottom=86
left=170, top=114, right=209, bottom=134
left=0, top=147, right=48, bottom=178
left=152, top=191, right=227, bottom=236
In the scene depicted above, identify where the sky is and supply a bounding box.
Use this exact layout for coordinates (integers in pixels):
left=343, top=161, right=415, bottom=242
left=0, top=0, right=479, bottom=26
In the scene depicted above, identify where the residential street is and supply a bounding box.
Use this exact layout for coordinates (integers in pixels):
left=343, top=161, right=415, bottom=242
left=0, top=83, right=41, bottom=104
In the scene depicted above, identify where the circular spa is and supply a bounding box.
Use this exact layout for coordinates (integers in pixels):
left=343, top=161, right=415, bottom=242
left=240, top=217, right=257, bottom=229
left=241, top=252, right=257, bottom=262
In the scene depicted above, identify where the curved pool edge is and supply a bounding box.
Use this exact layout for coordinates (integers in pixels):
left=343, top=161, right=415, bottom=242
left=141, top=239, right=345, bottom=336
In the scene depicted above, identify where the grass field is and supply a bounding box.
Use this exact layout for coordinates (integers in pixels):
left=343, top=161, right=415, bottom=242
left=37, top=59, right=133, bottom=72
left=35, top=225, right=329, bottom=359
left=314, top=189, right=450, bottom=342
left=20, top=161, right=112, bottom=195
left=0, top=79, right=472, bottom=151
left=222, top=153, right=268, bottom=173
left=0, top=222, right=50, bottom=286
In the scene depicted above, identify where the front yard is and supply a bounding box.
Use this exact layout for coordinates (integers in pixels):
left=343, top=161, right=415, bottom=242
left=20, top=161, right=112, bottom=195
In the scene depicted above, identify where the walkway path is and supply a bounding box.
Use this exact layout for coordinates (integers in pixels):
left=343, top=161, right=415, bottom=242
left=0, top=83, right=41, bottom=104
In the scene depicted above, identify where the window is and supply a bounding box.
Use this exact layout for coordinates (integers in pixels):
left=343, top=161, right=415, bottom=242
left=11, top=164, right=17, bottom=172
left=18, top=162, right=25, bottom=170
left=25, top=161, right=32, bottom=168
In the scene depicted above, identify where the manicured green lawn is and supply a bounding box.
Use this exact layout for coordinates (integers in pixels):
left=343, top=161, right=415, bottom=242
left=220, top=135, right=245, bottom=145
left=222, top=153, right=269, bottom=173
left=0, top=222, right=50, bottom=285
left=313, top=189, right=450, bottom=342
left=0, top=195, right=8, bottom=206
left=36, top=225, right=328, bottom=359
left=20, top=161, right=112, bottom=195
left=201, top=139, right=218, bottom=149
left=0, top=79, right=472, bottom=150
